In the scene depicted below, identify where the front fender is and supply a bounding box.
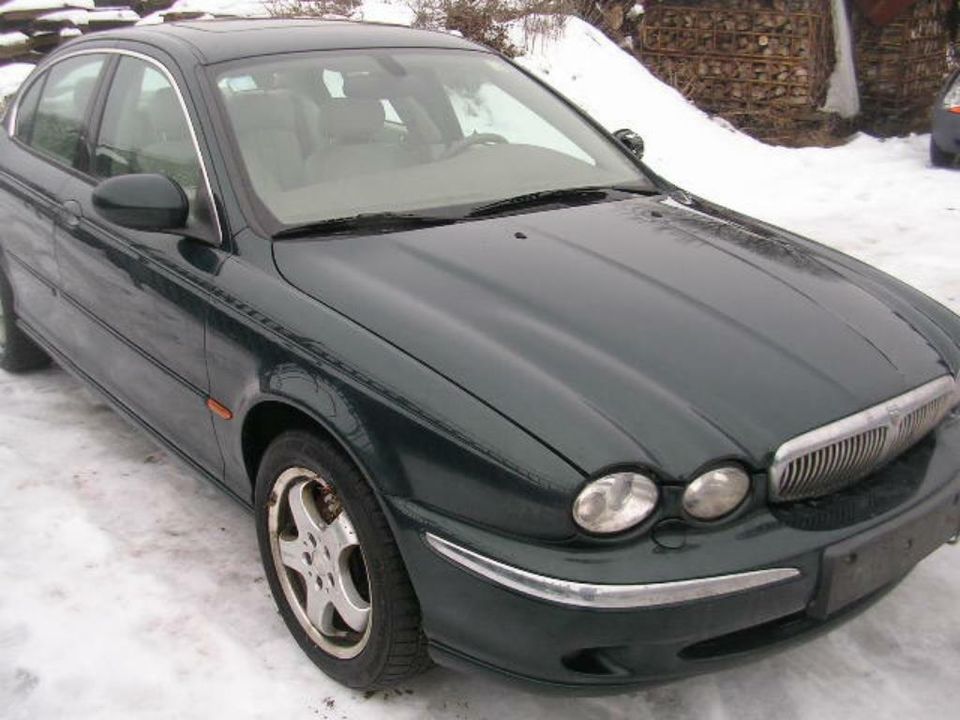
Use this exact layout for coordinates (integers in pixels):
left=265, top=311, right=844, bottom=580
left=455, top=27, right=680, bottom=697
left=205, top=244, right=584, bottom=540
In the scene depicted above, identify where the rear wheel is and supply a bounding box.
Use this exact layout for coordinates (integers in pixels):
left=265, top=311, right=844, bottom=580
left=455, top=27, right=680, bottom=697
left=254, top=430, right=431, bottom=689
left=0, top=266, right=49, bottom=373
left=930, top=138, right=958, bottom=168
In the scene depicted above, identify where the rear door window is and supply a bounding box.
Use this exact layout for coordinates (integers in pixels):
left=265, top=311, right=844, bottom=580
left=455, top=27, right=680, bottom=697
left=13, top=75, right=44, bottom=144
left=28, top=55, right=107, bottom=168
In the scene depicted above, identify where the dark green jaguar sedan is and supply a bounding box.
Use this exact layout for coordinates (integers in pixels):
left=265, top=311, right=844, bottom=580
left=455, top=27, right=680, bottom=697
left=1, top=18, right=958, bottom=692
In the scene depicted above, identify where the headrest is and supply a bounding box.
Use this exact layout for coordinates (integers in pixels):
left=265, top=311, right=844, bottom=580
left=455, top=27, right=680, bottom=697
left=342, top=72, right=388, bottom=99
left=227, top=91, right=299, bottom=134
left=342, top=71, right=429, bottom=100
left=322, top=97, right=385, bottom=144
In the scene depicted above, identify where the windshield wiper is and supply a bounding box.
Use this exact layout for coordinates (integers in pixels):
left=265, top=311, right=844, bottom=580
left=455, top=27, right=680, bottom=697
left=466, top=185, right=659, bottom=219
left=272, top=185, right=661, bottom=238
left=273, top=211, right=461, bottom=239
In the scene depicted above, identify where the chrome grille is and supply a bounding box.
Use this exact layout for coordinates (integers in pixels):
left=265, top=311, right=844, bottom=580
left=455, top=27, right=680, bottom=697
left=886, top=393, right=954, bottom=459
left=770, top=375, right=959, bottom=502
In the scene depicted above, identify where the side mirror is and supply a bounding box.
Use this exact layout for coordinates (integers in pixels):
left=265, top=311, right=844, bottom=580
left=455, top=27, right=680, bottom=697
left=92, top=174, right=189, bottom=232
left=614, top=128, right=645, bottom=160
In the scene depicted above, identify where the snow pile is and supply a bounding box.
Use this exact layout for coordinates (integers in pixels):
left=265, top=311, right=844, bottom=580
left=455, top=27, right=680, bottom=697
left=0, top=30, right=29, bottom=48
left=0, top=0, right=95, bottom=12
left=358, top=0, right=414, bottom=24
left=37, top=7, right=140, bottom=24
left=152, top=0, right=271, bottom=17
left=87, top=7, right=140, bottom=22
left=34, top=8, right=90, bottom=24
left=138, top=0, right=272, bottom=24
left=137, top=0, right=415, bottom=24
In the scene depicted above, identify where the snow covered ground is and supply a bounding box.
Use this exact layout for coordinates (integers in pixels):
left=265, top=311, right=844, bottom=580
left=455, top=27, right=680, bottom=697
left=2, top=9, right=960, bottom=720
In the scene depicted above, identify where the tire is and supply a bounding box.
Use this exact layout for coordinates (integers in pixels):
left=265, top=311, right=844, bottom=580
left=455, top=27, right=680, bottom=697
left=0, top=265, right=49, bottom=373
left=930, top=138, right=958, bottom=168
left=254, top=430, right=431, bottom=689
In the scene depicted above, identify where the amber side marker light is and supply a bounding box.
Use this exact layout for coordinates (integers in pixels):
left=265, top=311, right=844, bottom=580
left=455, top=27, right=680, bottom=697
left=950, top=107, right=960, bottom=115
left=206, top=397, right=233, bottom=420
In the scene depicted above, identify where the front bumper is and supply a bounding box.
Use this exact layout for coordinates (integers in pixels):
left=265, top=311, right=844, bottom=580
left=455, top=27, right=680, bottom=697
left=385, top=414, right=960, bottom=691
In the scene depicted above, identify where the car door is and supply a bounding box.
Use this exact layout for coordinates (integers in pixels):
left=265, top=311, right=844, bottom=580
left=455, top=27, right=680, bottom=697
left=0, top=54, right=108, bottom=341
left=54, top=51, right=224, bottom=477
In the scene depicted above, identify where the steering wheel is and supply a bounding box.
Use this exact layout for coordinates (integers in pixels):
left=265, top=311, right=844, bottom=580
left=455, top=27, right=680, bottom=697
left=443, top=132, right=508, bottom=158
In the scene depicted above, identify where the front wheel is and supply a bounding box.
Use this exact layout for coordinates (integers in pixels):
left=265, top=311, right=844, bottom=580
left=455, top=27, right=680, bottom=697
left=254, top=430, right=431, bottom=689
left=930, top=139, right=958, bottom=168
left=0, top=265, right=49, bottom=373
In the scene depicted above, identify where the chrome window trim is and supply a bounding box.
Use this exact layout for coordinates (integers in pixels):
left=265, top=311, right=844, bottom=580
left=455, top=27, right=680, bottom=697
left=7, top=68, right=41, bottom=139
left=425, top=532, right=801, bottom=609
left=7, top=62, right=46, bottom=139
left=769, top=374, right=960, bottom=501
left=7, top=47, right=223, bottom=246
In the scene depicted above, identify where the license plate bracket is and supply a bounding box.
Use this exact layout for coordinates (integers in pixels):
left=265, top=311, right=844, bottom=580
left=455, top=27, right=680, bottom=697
left=809, top=485, right=960, bottom=619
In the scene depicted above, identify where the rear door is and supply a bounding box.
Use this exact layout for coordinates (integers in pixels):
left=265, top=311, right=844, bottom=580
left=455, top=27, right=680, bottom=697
left=0, top=54, right=108, bottom=341
left=54, top=51, right=224, bottom=477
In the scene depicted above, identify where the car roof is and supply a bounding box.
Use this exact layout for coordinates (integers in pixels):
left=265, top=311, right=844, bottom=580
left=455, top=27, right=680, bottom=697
left=63, top=18, right=488, bottom=65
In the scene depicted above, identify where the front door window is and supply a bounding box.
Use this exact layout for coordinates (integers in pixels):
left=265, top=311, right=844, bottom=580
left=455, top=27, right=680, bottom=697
left=94, top=56, right=212, bottom=229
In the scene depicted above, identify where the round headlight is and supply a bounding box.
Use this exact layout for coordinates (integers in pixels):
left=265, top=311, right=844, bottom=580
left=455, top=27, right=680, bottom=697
left=573, top=472, right=659, bottom=534
left=682, top=466, right=750, bottom=520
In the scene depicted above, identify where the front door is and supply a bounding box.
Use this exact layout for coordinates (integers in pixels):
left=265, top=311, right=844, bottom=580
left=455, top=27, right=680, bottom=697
left=54, top=52, right=224, bottom=477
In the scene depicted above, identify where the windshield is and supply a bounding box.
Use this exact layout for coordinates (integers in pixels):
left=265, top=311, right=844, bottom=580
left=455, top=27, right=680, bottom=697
left=212, top=48, right=654, bottom=227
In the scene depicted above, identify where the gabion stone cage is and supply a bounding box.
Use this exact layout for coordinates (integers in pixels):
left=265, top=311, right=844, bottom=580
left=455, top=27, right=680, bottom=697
left=854, top=0, right=953, bottom=136
left=636, top=0, right=836, bottom=145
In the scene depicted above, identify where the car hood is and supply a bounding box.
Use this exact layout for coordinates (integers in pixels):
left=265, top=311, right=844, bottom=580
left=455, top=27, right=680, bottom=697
left=273, top=196, right=957, bottom=479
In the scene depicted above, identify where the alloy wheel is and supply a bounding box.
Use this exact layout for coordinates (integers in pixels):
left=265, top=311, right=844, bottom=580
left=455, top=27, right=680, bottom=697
left=267, top=466, right=373, bottom=659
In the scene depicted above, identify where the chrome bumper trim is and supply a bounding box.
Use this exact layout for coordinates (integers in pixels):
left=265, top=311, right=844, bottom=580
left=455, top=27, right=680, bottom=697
left=424, top=533, right=801, bottom=609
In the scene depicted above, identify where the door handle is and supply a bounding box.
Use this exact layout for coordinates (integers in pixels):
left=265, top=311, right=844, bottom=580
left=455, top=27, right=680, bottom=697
left=59, top=200, right=82, bottom=229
